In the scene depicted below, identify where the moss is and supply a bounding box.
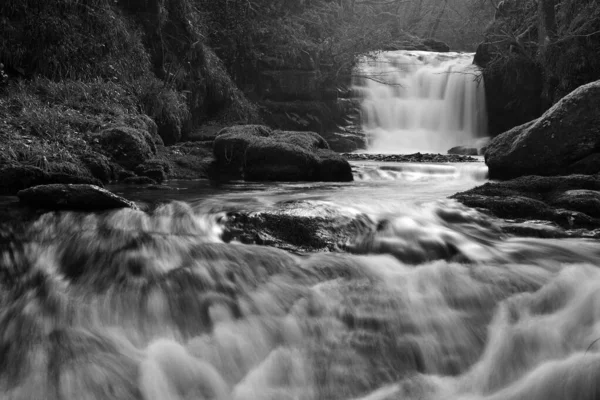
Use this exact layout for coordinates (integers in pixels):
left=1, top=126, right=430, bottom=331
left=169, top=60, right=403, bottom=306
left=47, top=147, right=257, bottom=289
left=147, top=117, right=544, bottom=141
left=244, top=139, right=321, bottom=181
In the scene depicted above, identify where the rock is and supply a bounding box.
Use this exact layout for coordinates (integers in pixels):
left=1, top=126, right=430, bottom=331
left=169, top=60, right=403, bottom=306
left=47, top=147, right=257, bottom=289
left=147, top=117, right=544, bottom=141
left=123, top=176, right=157, bottom=185
left=316, top=149, right=354, bottom=182
left=448, top=146, right=478, bottom=156
left=272, top=130, right=329, bottom=150
left=17, top=184, right=138, bottom=210
left=244, top=139, right=320, bottom=181
left=213, top=125, right=272, bottom=175
left=213, top=125, right=353, bottom=182
left=485, top=80, right=600, bottom=179
left=342, top=153, right=478, bottom=163
left=46, top=173, right=103, bottom=188
left=451, top=175, right=600, bottom=229
left=79, top=152, right=114, bottom=183
left=92, top=126, right=156, bottom=170
left=550, top=190, right=600, bottom=218
left=163, top=142, right=214, bottom=180
left=422, top=38, right=450, bottom=52
left=125, top=114, right=163, bottom=148
left=0, top=165, right=47, bottom=195
left=0, top=164, right=104, bottom=195
left=222, top=200, right=374, bottom=252
left=117, top=169, right=137, bottom=181
left=135, top=160, right=170, bottom=183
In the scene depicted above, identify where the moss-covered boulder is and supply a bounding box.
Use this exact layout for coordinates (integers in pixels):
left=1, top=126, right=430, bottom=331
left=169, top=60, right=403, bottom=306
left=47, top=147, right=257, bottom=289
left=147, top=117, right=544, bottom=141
left=0, top=164, right=104, bottom=196
left=244, top=139, right=320, bottom=181
left=213, top=125, right=353, bottom=182
left=17, top=184, right=138, bottom=210
left=213, top=125, right=273, bottom=176
left=91, top=126, right=156, bottom=170
left=485, top=80, right=600, bottom=179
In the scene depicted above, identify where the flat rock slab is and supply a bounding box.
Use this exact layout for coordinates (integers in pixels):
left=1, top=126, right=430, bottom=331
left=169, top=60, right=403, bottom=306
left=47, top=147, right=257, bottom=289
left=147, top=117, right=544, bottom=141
left=343, top=153, right=478, bottom=163
left=451, top=175, right=600, bottom=230
left=18, top=184, right=139, bottom=211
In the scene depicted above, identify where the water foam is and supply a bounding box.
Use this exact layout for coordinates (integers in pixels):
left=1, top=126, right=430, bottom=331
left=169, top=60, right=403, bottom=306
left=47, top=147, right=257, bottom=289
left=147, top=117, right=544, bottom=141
left=1, top=197, right=600, bottom=400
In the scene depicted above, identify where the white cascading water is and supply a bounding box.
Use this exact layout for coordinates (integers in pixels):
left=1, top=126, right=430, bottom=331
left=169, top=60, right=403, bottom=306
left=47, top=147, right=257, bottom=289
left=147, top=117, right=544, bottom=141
left=353, top=51, right=488, bottom=153
left=3, top=166, right=600, bottom=400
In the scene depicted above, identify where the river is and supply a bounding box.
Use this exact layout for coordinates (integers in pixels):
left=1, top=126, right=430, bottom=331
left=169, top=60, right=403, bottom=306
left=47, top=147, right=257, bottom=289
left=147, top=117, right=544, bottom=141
left=2, top=160, right=600, bottom=400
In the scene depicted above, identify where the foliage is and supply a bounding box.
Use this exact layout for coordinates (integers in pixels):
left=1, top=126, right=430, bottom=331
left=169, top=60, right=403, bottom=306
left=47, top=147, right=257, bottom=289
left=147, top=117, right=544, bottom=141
left=0, top=0, right=150, bottom=81
left=479, top=0, right=600, bottom=105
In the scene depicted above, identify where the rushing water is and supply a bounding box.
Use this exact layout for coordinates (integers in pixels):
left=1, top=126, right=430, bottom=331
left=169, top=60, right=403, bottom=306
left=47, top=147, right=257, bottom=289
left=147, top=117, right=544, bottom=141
left=2, top=162, right=600, bottom=400
left=353, top=51, right=488, bottom=154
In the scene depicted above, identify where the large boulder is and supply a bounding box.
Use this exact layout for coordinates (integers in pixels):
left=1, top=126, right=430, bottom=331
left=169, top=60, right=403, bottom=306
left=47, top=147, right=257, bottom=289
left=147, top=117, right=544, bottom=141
left=485, top=80, right=600, bottom=180
left=17, top=184, right=138, bottom=210
left=0, top=164, right=104, bottom=195
left=213, top=125, right=273, bottom=175
left=316, top=149, right=353, bottom=182
left=244, top=139, right=320, bottom=181
left=91, top=126, right=156, bottom=170
left=213, top=125, right=353, bottom=182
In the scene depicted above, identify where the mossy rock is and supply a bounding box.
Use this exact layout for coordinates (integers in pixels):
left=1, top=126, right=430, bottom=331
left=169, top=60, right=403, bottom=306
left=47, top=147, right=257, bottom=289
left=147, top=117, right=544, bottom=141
left=0, top=164, right=103, bottom=195
left=213, top=125, right=273, bottom=174
left=92, top=126, right=155, bottom=170
left=17, top=184, right=138, bottom=210
left=79, top=153, right=114, bottom=183
left=316, top=149, right=353, bottom=182
left=272, top=130, right=329, bottom=151
left=244, top=138, right=320, bottom=181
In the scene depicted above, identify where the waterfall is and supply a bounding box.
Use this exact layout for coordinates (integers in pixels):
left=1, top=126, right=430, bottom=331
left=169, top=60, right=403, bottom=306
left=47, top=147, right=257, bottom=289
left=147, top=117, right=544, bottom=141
left=353, top=51, right=488, bottom=154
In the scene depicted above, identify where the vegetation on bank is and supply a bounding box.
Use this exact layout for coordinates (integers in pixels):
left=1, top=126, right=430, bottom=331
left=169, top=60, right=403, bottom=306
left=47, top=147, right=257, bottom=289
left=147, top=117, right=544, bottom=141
left=476, top=0, right=600, bottom=134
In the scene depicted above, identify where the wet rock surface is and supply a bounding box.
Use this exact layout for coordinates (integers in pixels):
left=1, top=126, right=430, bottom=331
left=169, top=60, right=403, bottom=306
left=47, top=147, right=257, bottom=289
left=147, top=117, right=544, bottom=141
left=221, top=201, right=374, bottom=253
left=448, top=146, right=478, bottom=156
left=343, top=153, right=478, bottom=163
left=213, top=125, right=353, bottom=182
left=17, top=184, right=139, bottom=211
left=451, top=175, right=600, bottom=232
left=485, top=80, right=600, bottom=179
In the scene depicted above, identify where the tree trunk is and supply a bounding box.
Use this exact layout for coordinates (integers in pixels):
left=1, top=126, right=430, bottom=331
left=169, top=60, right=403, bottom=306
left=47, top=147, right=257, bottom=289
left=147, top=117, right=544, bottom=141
left=429, top=0, right=448, bottom=38
left=538, top=0, right=557, bottom=47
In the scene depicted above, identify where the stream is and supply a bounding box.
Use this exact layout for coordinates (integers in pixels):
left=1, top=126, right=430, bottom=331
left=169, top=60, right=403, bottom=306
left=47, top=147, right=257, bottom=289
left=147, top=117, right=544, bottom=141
left=2, top=161, right=600, bottom=400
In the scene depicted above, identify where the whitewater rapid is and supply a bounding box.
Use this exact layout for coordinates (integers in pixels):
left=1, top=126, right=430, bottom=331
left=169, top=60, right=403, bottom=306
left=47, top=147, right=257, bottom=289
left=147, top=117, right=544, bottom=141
left=1, top=162, right=600, bottom=400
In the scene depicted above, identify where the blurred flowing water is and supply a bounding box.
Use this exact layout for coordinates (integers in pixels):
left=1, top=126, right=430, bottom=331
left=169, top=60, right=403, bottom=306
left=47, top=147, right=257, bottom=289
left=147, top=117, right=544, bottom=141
left=2, top=161, right=600, bottom=400
left=353, top=51, right=488, bottom=153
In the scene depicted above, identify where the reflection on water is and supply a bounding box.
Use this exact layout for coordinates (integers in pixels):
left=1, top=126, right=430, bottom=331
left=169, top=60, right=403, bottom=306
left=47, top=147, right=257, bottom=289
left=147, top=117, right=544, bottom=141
left=1, top=161, right=600, bottom=400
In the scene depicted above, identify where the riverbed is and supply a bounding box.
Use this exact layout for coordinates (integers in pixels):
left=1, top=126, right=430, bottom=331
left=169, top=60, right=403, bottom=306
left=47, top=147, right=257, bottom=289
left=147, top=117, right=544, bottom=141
left=1, top=160, right=600, bottom=400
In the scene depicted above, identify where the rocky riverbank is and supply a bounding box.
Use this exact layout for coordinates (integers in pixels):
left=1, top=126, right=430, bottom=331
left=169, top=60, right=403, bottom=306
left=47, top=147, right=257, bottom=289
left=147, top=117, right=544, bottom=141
left=451, top=79, right=600, bottom=237
left=342, top=153, right=478, bottom=163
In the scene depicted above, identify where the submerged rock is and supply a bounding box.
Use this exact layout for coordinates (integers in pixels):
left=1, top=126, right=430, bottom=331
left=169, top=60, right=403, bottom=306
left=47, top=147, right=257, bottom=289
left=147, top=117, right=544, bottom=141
left=485, top=80, right=600, bottom=179
left=17, top=184, right=138, bottom=210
